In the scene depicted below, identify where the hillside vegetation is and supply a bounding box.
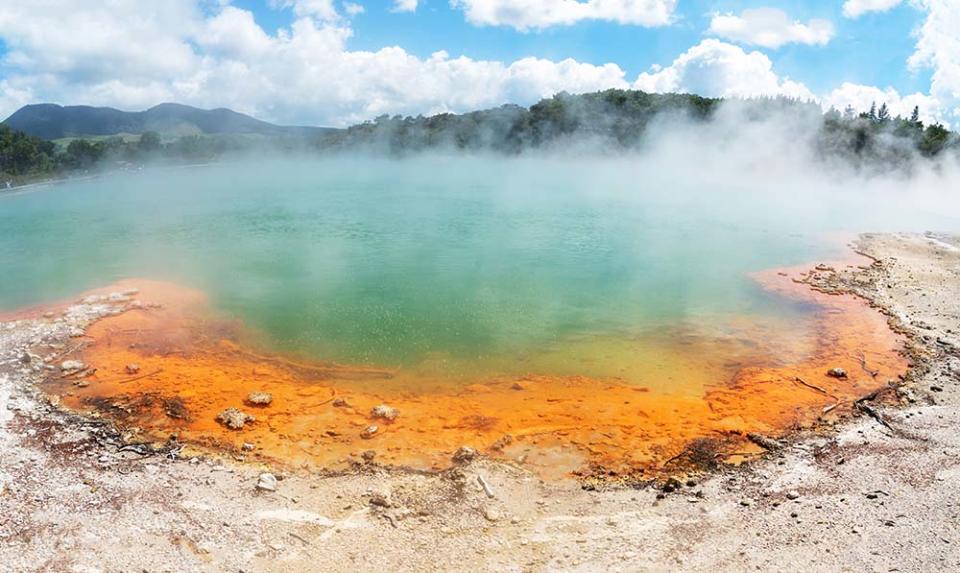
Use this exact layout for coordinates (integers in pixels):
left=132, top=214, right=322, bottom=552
left=2, top=90, right=957, bottom=186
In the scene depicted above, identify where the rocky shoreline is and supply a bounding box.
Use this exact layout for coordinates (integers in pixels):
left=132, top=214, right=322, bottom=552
left=2, top=232, right=958, bottom=572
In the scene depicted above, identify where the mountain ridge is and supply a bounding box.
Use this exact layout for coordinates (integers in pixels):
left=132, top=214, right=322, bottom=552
left=2, top=103, right=334, bottom=139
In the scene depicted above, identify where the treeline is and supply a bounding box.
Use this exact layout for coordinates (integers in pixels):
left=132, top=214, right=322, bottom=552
left=3, top=89, right=959, bottom=186
left=0, top=127, right=310, bottom=185
left=318, top=90, right=721, bottom=153
left=819, top=102, right=954, bottom=167
left=317, top=90, right=959, bottom=166
left=0, top=124, right=58, bottom=184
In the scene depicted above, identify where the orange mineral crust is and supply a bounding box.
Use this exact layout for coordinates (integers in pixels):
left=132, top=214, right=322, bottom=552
left=45, top=266, right=907, bottom=479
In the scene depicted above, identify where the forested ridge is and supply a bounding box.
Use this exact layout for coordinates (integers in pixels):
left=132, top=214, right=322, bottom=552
left=2, top=90, right=957, bottom=187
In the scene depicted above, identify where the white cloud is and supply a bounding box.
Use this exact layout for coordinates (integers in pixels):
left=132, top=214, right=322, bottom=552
left=0, top=1, right=630, bottom=126
left=392, top=0, right=418, bottom=12
left=277, top=0, right=340, bottom=22
left=708, top=8, right=834, bottom=49
left=842, top=0, right=904, bottom=19
left=634, top=39, right=815, bottom=101
left=823, top=82, right=942, bottom=124
left=344, top=3, right=365, bottom=16
left=908, top=0, right=960, bottom=120
left=0, top=1, right=201, bottom=83
left=450, top=0, right=677, bottom=31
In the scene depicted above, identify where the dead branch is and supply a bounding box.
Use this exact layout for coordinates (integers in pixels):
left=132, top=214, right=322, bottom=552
left=793, top=376, right=831, bottom=396
left=477, top=474, right=495, bottom=499
left=854, top=351, right=880, bottom=379
left=746, top=433, right=782, bottom=451
left=98, top=368, right=164, bottom=384
left=855, top=401, right=896, bottom=433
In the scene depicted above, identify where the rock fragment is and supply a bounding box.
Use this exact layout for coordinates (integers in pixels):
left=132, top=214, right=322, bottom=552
left=826, top=368, right=848, bottom=379
left=60, top=360, right=86, bottom=372
left=369, top=492, right=391, bottom=508
left=370, top=404, right=398, bottom=421
left=216, top=407, right=255, bottom=430
left=256, top=473, right=277, bottom=492
left=452, top=446, right=477, bottom=464
left=361, top=425, right=379, bottom=439
left=246, top=392, right=273, bottom=406
left=125, top=364, right=140, bottom=375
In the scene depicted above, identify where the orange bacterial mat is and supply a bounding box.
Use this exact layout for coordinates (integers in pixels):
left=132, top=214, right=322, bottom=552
left=40, top=261, right=908, bottom=480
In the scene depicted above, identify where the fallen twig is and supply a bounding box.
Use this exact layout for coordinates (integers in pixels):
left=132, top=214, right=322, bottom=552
left=49, top=341, right=87, bottom=362
left=793, top=376, right=831, bottom=396
left=111, top=368, right=163, bottom=384
left=855, top=400, right=896, bottom=433
left=288, top=532, right=311, bottom=546
left=822, top=401, right=842, bottom=414
left=746, top=433, right=782, bottom=451
left=854, top=351, right=880, bottom=379
left=477, top=474, right=495, bottom=499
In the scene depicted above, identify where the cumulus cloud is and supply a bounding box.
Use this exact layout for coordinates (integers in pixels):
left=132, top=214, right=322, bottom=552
left=392, top=0, right=418, bottom=12
left=708, top=8, right=834, bottom=49
left=0, top=0, right=631, bottom=126
left=823, top=82, right=942, bottom=124
left=908, top=0, right=960, bottom=120
left=450, top=0, right=677, bottom=31
left=344, top=3, right=365, bottom=16
left=633, top=39, right=815, bottom=101
left=842, top=0, right=904, bottom=19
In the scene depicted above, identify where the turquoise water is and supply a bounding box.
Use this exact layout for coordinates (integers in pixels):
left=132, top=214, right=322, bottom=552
left=0, top=157, right=954, bottom=371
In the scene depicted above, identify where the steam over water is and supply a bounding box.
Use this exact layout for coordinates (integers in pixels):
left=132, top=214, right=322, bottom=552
left=1, top=156, right=958, bottom=383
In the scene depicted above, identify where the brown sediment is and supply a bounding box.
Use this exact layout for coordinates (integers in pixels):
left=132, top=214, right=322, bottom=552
left=39, top=261, right=908, bottom=480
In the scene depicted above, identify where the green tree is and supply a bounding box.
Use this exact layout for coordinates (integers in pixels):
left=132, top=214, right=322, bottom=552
left=910, top=106, right=920, bottom=125
left=877, top=103, right=890, bottom=122
left=919, top=123, right=951, bottom=157
left=138, top=131, right=162, bottom=153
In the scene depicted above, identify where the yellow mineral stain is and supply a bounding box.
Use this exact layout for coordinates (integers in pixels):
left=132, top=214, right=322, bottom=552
left=43, top=262, right=907, bottom=479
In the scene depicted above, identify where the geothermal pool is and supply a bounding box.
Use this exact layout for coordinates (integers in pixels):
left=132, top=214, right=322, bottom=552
left=0, top=157, right=941, bottom=476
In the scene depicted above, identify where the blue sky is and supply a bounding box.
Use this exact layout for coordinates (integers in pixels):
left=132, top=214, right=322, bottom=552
left=0, top=1, right=954, bottom=126
left=329, top=0, right=928, bottom=94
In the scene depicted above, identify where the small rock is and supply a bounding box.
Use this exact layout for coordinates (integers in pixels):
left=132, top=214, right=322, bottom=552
left=930, top=385, right=943, bottom=392
left=125, top=364, right=141, bottom=375
left=60, top=360, right=86, bottom=372
left=369, top=492, right=391, bottom=508
left=662, top=478, right=682, bottom=493
left=361, top=450, right=377, bottom=462
left=452, top=446, right=477, bottom=464
left=241, top=442, right=255, bottom=451
left=786, top=490, right=800, bottom=500
left=246, top=392, right=273, bottom=406
left=332, top=398, right=349, bottom=407
left=740, top=500, right=752, bottom=507
left=256, top=473, right=277, bottom=492
left=19, top=352, right=31, bottom=364
left=371, top=404, right=398, bottom=421
left=360, top=425, right=379, bottom=439
left=826, top=368, right=847, bottom=379
left=216, top=407, right=255, bottom=430
left=484, top=507, right=501, bottom=522
left=511, top=382, right=525, bottom=391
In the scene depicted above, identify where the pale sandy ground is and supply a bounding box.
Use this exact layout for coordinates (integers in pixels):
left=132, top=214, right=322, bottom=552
left=1, top=232, right=958, bottom=573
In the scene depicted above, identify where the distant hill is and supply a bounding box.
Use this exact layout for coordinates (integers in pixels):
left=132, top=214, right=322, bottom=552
left=2, top=103, right=333, bottom=140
